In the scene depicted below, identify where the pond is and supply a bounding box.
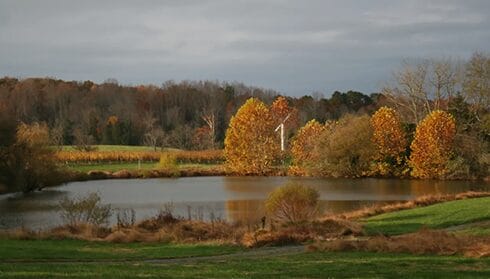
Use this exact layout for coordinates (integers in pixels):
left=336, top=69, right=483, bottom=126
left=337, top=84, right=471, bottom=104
left=0, top=176, right=488, bottom=230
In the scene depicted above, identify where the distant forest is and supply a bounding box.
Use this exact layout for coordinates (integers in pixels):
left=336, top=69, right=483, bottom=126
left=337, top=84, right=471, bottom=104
left=0, top=77, right=383, bottom=149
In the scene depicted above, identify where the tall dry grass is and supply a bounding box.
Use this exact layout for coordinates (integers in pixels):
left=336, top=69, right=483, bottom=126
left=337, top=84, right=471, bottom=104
left=310, top=229, right=490, bottom=258
left=55, top=149, right=224, bottom=164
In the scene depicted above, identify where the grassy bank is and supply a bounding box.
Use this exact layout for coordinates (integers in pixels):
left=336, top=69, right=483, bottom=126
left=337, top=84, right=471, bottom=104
left=362, top=196, right=490, bottom=235
left=2, top=196, right=490, bottom=278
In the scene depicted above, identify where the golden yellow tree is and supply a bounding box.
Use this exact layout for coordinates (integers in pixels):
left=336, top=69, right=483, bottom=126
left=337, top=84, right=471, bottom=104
left=289, top=119, right=326, bottom=175
left=409, top=110, right=456, bottom=179
left=370, top=107, right=407, bottom=176
left=224, top=98, right=278, bottom=174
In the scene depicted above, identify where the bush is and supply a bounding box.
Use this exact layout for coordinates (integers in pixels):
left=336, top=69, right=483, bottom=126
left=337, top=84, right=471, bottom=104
left=266, top=183, right=320, bottom=223
left=315, top=114, right=376, bottom=177
left=157, top=153, right=179, bottom=176
left=59, top=192, right=112, bottom=226
left=0, top=122, right=64, bottom=193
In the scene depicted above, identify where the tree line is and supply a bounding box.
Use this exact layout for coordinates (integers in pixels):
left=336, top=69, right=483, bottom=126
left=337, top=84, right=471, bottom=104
left=225, top=52, right=489, bottom=179
left=0, top=78, right=380, bottom=150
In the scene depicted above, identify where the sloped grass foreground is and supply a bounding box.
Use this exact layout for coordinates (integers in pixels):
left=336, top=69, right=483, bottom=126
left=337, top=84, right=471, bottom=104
left=0, top=240, right=241, bottom=261
left=0, top=252, right=489, bottom=278
left=362, top=197, right=490, bottom=235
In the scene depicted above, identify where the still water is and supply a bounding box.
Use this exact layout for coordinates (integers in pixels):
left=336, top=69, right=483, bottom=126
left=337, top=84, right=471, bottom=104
left=0, top=177, right=488, bottom=229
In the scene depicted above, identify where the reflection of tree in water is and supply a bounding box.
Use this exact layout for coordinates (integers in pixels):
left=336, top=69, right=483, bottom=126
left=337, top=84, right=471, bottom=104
left=0, top=190, right=68, bottom=229
left=222, top=177, right=490, bottom=224
left=225, top=200, right=265, bottom=226
left=0, top=190, right=67, bottom=213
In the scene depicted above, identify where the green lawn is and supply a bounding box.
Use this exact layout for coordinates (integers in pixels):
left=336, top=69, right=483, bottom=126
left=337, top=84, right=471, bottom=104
left=0, top=251, right=488, bottom=278
left=363, top=197, right=490, bottom=235
left=0, top=239, right=241, bottom=261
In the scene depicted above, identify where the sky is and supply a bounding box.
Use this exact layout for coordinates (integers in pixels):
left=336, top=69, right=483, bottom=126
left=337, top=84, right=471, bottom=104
left=0, top=0, right=489, bottom=96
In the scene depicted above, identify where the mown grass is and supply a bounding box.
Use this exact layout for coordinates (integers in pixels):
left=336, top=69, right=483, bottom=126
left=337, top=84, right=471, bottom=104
left=0, top=239, right=241, bottom=261
left=363, top=197, right=490, bottom=235
left=0, top=251, right=489, bottom=278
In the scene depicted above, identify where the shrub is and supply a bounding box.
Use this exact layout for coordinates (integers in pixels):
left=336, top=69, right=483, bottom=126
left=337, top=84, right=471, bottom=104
left=157, top=153, right=179, bottom=176
left=265, top=183, right=320, bottom=223
left=315, top=114, right=376, bottom=177
left=58, top=192, right=112, bottom=226
left=116, top=208, right=136, bottom=228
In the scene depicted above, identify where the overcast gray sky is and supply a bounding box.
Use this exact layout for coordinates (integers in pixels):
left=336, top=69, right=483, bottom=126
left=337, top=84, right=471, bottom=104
left=0, top=0, right=489, bottom=96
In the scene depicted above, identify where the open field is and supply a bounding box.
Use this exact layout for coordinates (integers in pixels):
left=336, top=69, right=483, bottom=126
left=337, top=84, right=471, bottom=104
left=58, top=145, right=166, bottom=152
left=362, top=197, right=490, bottom=235
left=55, top=147, right=224, bottom=164
left=63, top=162, right=223, bottom=173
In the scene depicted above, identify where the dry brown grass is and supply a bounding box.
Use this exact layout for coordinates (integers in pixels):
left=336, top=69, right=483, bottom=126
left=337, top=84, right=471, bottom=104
left=325, top=191, right=490, bottom=220
left=1, top=216, right=362, bottom=247
left=310, top=229, right=490, bottom=258
left=241, top=218, right=363, bottom=248
left=56, top=150, right=224, bottom=164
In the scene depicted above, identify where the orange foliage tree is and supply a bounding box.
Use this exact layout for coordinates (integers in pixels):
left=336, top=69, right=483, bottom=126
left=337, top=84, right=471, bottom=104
left=370, top=107, right=408, bottom=176
left=270, top=96, right=298, bottom=126
left=270, top=96, right=299, bottom=153
left=224, top=98, right=278, bottom=174
left=409, top=110, right=456, bottom=179
left=289, top=119, right=326, bottom=175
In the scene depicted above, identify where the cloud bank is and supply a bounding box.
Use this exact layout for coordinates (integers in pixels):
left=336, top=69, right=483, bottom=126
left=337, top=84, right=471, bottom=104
left=1, top=0, right=489, bottom=96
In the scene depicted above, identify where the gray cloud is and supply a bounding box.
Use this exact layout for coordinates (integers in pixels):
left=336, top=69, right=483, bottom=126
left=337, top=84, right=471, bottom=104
left=0, top=0, right=489, bottom=96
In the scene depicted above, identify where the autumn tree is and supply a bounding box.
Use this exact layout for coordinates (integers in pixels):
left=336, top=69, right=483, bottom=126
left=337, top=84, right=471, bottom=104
left=289, top=119, right=326, bottom=175
left=224, top=98, right=278, bottom=174
left=270, top=96, right=299, bottom=154
left=315, top=114, right=375, bottom=177
left=409, top=110, right=456, bottom=179
left=0, top=122, right=62, bottom=193
left=370, top=107, right=408, bottom=176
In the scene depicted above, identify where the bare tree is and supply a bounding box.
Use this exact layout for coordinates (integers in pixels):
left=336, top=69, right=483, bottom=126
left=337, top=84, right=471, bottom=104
left=73, top=128, right=96, bottom=152
left=383, top=60, right=431, bottom=123
left=201, top=112, right=216, bottom=149
left=144, top=127, right=165, bottom=151
left=383, top=59, right=462, bottom=123
left=50, top=120, right=64, bottom=150
left=429, top=58, right=461, bottom=110
left=463, top=52, right=490, bottom=118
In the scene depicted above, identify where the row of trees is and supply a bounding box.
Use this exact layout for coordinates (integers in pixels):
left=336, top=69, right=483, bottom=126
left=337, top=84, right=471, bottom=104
left=224, top=52, right=489, bottom=179
left=227, top=98, right=486, bottom=179
left=0, top=78, right=380, bottom=151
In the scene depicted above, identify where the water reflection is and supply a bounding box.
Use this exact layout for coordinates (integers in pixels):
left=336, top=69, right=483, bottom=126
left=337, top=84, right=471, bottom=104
left=0, top=177, right=488, bottom=229
left=221, top=177, right=490, bottom=224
